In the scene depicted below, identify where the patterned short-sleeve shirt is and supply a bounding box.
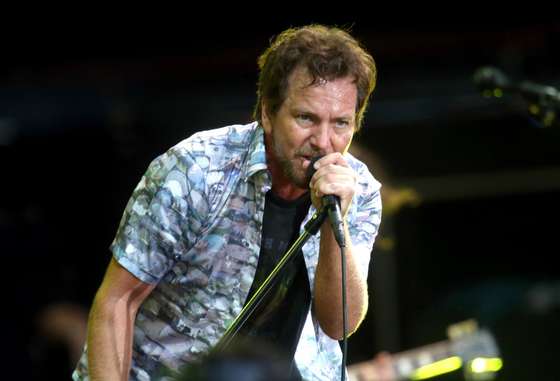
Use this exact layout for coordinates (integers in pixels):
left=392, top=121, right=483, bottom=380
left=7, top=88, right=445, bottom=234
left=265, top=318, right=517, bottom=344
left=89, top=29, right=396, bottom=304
left=73, top=122, right=382, bottom=381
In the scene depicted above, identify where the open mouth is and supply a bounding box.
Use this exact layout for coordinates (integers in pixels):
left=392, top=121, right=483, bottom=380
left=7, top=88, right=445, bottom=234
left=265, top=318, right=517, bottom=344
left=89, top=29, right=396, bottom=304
left=300, top=155, right=312, bottom=169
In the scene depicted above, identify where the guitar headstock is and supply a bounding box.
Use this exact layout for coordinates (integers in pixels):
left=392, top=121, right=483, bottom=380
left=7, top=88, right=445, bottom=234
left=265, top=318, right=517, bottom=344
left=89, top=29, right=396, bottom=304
left=448, top=320, right=502, bottom=381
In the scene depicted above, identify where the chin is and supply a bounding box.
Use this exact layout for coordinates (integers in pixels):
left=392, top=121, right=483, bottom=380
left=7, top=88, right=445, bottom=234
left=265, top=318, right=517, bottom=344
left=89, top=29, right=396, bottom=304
left=290, top=172, right=309, bottom=189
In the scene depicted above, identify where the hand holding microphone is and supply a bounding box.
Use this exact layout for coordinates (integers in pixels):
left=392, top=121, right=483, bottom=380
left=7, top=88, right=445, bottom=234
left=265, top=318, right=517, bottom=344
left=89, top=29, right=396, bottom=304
left=306, top=153, right=356, bottom=247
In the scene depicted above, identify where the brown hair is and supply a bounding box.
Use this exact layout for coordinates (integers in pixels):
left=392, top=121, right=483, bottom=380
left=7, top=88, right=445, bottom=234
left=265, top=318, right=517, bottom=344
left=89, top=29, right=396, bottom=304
left=253, top=24, right=377, bottom=131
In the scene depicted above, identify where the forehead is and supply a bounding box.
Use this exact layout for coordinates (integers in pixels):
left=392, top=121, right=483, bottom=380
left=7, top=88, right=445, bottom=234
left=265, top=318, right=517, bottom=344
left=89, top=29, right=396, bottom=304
left=285, top=67, right=357, bottom=111
left=287, top=66, right=331, bottom=93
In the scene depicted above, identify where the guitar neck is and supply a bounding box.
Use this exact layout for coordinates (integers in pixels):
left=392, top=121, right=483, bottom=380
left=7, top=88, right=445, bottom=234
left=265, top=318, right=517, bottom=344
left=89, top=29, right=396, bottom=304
left=347, top=339, right=455, bottom=381
left=347, top=328, right=499, bottom=381
left=391, top=340, right=454, bottom=379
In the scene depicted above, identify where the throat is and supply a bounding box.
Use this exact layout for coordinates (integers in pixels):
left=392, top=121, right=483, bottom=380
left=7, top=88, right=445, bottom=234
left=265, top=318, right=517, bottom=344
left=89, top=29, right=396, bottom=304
left=271, top=184, right=308, bottom=201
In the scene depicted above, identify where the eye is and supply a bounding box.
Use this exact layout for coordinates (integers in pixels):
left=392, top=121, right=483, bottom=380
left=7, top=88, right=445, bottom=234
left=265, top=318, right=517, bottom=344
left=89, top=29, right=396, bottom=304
left=297, top=114, right=313, bottom=124
left=335, top=120, right=350, bottom=129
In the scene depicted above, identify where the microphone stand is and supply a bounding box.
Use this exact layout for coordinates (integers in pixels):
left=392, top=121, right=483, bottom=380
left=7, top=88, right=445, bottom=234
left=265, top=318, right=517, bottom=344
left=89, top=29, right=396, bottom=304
left=213, top=209, right=327, bottom=352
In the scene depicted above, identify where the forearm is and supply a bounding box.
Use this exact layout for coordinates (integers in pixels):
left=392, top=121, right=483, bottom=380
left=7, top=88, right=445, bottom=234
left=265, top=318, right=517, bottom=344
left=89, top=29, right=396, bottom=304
left=313, top=222, right=368, bottom=340
left=87, top=296, right=136, bottom=381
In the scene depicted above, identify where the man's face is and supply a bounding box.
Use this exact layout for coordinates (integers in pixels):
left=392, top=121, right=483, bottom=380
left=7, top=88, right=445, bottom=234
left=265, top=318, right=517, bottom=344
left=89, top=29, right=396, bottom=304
left=262, top=67, right=357, bottom=189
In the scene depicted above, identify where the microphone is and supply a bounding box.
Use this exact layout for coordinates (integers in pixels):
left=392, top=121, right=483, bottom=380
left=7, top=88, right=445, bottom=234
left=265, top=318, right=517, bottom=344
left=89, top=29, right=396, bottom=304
left=473, top=66, right=560, bottom=107
left=307, top=156, right=346, bottom=247
left=473, top=66, right=513, bottom=92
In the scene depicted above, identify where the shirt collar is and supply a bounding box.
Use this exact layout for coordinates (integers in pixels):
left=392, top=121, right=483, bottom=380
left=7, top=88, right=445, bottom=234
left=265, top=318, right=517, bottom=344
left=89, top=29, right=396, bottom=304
left=241, top=122, right=269, bottom=181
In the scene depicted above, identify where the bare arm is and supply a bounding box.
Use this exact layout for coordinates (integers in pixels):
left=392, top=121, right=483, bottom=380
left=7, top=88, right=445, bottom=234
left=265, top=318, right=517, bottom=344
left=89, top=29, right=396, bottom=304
left=313, top=222, right=368, bottom=339
left=310, top=153, right=369, bottom=339
left=87, top=258, right=155, bottom=381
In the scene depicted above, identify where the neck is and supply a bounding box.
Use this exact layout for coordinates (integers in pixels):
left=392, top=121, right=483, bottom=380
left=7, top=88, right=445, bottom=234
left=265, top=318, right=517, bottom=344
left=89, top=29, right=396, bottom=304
left=271, top=184, right=308, bottom=201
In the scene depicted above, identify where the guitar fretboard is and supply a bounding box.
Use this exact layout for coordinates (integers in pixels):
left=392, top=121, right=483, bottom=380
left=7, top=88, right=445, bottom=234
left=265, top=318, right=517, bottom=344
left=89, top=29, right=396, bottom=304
left=347, top=329, right=499, bottom=381
left=390, top=340, right=453, bottom=379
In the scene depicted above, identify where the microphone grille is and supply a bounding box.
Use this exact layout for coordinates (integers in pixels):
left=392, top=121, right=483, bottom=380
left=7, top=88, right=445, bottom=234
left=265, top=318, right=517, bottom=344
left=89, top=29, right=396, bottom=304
left=473, top=66, right=512, bottom=92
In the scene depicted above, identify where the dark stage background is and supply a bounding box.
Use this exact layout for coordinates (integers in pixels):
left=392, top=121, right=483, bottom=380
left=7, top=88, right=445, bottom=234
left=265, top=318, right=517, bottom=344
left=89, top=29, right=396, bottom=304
left=1, top=17, right=559, bottom=380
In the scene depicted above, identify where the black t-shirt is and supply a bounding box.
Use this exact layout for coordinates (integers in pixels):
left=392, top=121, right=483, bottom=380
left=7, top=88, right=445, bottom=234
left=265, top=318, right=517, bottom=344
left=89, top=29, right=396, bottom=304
left=241, top=190, right=312, bottom=367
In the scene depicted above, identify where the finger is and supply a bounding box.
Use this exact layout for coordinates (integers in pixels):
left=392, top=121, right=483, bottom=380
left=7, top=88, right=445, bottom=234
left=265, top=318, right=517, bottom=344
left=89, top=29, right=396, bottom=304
left=313, top=152, right=348, bottom=170
left=310, top=165, right=354, bottom=189
left=314, top=179, right=355, bottom=200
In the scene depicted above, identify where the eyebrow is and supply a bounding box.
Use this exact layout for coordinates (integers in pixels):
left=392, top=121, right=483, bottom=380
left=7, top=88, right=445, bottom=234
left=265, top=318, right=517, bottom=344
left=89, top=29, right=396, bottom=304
left=293, top=107, right=354, bottom=122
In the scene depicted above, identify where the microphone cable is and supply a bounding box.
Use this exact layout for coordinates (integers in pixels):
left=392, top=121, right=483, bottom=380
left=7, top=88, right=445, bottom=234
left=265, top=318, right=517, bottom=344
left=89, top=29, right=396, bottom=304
left=340, top=243, right=348, bottom=381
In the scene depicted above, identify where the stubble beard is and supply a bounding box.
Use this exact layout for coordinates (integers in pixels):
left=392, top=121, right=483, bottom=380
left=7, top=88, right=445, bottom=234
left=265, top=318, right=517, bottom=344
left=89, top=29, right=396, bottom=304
left=271, top=131, right=322, bottom=189
left=274, top=146, right=308, bottom=189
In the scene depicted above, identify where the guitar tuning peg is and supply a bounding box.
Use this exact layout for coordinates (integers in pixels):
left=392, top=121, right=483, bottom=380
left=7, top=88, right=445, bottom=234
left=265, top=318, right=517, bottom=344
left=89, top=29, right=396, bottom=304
left=447, top=318, right=479, bottom=340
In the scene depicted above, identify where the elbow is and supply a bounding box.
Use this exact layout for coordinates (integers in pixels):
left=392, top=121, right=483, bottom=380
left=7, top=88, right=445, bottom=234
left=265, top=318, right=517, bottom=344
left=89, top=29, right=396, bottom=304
left=323, top=327, right=348, bottom=341
left=318, top=309, right=367, bottom=341
left=322, top=318, right=363, bottom=341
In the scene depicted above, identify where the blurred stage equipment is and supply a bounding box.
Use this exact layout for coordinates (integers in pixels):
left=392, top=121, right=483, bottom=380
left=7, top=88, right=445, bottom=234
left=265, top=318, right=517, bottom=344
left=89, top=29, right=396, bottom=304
left=473, top=66, right=560, bottom=128
left=347, top=319, right=502, bottom=381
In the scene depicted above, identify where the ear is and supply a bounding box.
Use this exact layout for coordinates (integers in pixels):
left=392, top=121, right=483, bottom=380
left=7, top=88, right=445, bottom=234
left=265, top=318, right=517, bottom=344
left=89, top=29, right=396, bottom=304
left=261, top=102, right=273, bottom=135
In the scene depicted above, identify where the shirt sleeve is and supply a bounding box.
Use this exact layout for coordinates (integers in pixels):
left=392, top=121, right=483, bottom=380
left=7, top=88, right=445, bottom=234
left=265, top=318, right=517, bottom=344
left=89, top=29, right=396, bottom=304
left=348, top=166, right=382, bottom=280
left=110, top=147, right=205, bottom=284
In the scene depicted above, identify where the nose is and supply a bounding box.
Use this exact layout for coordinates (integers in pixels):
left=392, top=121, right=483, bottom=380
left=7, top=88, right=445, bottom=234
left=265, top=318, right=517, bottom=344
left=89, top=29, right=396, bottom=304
left=309, top=123, right=331, bottom=152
